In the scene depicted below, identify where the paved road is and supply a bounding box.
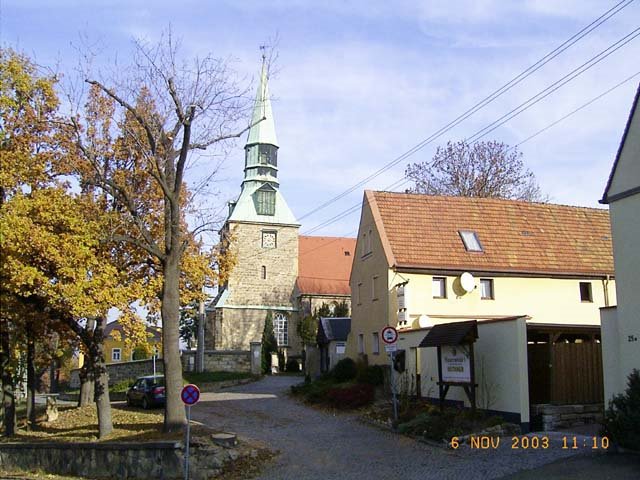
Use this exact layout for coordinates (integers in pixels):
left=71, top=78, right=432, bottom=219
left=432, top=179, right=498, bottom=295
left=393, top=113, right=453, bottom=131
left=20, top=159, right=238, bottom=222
left=193, top=376, right=607, bottom=480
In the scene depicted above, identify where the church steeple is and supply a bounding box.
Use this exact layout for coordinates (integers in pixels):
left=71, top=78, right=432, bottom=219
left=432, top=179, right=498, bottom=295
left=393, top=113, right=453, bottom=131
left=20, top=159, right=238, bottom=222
left=243, top=57, right=279, bottom=187
left=226, top=55, right=299, bottom=226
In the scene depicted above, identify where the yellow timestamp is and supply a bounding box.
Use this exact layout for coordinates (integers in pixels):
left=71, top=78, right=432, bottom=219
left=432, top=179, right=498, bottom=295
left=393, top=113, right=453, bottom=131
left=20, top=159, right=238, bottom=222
left=449, top=435, right=610, bottom=450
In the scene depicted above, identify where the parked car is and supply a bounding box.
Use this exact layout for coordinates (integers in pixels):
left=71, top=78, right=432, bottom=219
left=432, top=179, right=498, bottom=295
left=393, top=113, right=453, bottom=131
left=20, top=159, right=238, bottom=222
left=126, top=375, right=165, bottom=409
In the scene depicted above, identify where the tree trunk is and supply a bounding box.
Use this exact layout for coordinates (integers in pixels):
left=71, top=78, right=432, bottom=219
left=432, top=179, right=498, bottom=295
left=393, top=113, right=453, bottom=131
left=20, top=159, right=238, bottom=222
left=26, top=331, right=36, bottom=429
left=162, top=250, right=186, bottom=432
left=1, top=326, right=16, bottom=436
left=92, top=316, right=112, bottom=438
left=79, top=318, right=95, bottom=406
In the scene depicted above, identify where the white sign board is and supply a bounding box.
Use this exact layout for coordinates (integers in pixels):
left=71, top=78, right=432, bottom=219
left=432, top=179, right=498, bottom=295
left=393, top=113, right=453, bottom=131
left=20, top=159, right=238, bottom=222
left=397, top=285, right=407, bottom=310
left=384, top=344, right=397, bottom=353
left=440, top=345, right=471, bottom=383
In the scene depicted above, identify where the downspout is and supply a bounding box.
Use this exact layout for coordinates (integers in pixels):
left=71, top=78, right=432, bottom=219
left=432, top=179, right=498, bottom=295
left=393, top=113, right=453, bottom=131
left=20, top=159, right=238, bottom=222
left=602, top=275, right=611, bottom=307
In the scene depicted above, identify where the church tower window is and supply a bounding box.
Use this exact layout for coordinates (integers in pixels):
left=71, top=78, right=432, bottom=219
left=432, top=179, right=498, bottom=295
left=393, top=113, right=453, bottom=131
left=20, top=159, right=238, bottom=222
left=254, top=186, right=276, bottom=215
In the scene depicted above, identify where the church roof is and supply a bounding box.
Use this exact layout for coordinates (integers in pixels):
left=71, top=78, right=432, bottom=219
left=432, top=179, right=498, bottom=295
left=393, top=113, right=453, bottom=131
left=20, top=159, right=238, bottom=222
left=297, top=236, right=356, bottom=295
left=246, top=60, right=278, bottom=148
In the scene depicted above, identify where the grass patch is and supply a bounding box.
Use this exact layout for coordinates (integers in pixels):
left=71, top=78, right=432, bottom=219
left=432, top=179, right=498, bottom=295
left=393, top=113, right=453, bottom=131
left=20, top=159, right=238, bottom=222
left=183, top=371, right=253, bottom=384
left=0, top=404, right=170, bottom=443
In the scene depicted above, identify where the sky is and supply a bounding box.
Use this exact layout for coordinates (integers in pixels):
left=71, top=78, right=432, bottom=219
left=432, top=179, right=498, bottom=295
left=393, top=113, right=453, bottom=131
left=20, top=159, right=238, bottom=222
left=3, top=0, right=640, bottom=243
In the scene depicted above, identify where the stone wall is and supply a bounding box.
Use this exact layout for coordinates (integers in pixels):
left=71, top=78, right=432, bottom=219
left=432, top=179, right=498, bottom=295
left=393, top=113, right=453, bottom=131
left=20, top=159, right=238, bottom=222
left=70, top=359, right=163, bottom=389
left=0, top=441, right=182, bottom=479
left=531, top=404, right=604, bottom=431
left=182, top=350, right=251, bottom=373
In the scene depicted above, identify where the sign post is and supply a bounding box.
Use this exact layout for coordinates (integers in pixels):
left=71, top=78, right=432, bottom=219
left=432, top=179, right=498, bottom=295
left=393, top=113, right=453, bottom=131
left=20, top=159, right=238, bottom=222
left=181, top=384, right=200, bottom=480
left=381, top=326, right=399, bottom=425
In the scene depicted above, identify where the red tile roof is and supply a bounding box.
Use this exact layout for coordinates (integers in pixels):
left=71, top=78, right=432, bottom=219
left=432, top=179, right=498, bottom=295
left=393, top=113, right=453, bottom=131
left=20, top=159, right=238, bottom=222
left=297, top=236, right=356, bottom=295
left=369, top=191, right=613, bottom=276
left=104, top=320, right=162, bottom=341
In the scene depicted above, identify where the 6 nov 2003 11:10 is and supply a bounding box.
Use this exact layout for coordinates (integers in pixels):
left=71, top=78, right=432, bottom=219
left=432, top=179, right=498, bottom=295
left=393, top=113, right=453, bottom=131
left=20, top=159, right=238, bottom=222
left=449, top=435, right=610, bottom=450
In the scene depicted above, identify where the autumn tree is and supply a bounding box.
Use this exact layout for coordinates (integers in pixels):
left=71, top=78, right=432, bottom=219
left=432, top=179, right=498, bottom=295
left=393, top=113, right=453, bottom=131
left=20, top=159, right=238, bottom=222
left=405, top=140, right=547, bottom=201
left=68, top=35, right=251, bottom=431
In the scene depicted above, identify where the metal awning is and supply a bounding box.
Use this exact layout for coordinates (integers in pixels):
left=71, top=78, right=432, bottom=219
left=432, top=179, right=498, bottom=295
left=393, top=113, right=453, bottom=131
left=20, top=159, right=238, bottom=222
left=419, top=320, right=478, bottom=347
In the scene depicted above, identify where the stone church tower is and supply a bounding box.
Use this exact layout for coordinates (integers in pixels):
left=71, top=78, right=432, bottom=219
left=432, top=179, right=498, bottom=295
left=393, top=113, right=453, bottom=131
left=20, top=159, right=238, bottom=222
left=207, top=58, right=300, bottom=354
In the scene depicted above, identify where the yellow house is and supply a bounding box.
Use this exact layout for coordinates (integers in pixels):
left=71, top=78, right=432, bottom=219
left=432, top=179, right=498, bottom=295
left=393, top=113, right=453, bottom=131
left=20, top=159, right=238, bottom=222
left=103, top=320, right=162, bottom=364
left=347, top=191, right=615, bottom=430
left=600, top=84, right=640, bottom=403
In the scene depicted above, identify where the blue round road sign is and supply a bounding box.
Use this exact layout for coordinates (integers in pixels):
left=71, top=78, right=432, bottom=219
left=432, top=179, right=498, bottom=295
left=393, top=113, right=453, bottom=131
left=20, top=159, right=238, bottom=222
left=181, top=384, right=200, bottom=405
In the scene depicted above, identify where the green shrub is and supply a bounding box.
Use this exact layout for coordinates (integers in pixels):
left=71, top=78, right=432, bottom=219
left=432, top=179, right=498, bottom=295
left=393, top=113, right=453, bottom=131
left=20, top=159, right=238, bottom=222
left=356, top=365, right=385, bottom=386
left=110, top=379, right=135, bottom=393
left=332, top=358, right=357, bottom=382
left=604, top=369, right=640, bottom=450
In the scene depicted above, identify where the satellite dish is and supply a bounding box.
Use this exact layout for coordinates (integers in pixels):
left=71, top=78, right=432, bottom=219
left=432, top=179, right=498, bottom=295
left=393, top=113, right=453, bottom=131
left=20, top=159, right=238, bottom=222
left=460, top=272, right=475, bottom=293
left=418, top=315, right=432, bottom=329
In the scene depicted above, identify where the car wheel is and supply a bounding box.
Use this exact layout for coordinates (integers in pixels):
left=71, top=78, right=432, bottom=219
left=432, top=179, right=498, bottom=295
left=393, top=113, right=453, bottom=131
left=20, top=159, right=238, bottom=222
left=126, top=395, right=132, bottom=407
left=142, top=397, right=149, bottom=410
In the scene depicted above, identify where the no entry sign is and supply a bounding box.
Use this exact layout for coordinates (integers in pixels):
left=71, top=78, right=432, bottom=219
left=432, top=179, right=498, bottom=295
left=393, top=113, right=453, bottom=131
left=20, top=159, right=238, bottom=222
left=181, top=384, right=200, bottom=406
left=381, top=326, right=398, bottom=345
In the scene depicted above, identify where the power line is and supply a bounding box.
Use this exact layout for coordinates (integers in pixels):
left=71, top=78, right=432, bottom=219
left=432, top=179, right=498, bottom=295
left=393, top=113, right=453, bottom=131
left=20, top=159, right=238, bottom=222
left=511, top=72, right=640, bottom=150
left=467, top=27, right=640, bottom=144
left=294, top=0, right=635, bottom=223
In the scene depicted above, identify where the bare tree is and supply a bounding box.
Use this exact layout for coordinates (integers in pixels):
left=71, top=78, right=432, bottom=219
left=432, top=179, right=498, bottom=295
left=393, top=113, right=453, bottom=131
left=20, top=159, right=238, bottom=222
left=405, top=140, right=547, bottom=202
left=69, top=33, right=253, bottom=432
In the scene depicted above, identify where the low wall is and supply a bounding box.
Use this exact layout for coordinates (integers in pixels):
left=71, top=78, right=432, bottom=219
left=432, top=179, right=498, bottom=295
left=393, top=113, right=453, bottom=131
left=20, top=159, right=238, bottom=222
left=70, top=359, right=163, bottom=388
left=182, top=350, right=251, bottom=373
left=531, top=403, right=604, bottom=431
left=0, top=441, right=182, bottom=479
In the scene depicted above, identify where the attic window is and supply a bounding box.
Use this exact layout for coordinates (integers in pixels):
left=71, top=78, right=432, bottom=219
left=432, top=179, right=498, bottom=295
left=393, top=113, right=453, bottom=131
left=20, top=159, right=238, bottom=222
left=344, top=251, right=351, bottom=256
left=459, top=230, right=483, bottom=252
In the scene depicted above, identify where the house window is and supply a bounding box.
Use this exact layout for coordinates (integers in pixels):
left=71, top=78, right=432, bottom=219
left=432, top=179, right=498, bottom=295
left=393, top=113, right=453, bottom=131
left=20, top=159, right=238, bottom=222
left=366, top=229, right=373, bottom=254
left=111, top=348, right=121, bottom=362
left=336, top=342, right=346, bottom=355
left=372, top=333, right=380, bottom=355
left=274, top=313, right=288, bottom=346
left=480, top=279, right=494, bottom=299
left=254, top=187, right=276, bottom=215
left=580, top=282, right=593, bottom=302
left=261, top=266, right=267, bottom=280
left=372, top=275, right=379, bottom=301
left=459, top=230, right=483, bottom=252
left=432, top=277, right=447, bottom=298
left=357, top=282, right=363, bottom=305
left=358, top=334, right=365, bottom=354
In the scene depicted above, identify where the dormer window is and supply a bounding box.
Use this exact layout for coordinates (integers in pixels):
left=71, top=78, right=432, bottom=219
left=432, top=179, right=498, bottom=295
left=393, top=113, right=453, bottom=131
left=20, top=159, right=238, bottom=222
left=254, top=185, right=276, bottom=216
left=459, top=230, right=483, bottom=252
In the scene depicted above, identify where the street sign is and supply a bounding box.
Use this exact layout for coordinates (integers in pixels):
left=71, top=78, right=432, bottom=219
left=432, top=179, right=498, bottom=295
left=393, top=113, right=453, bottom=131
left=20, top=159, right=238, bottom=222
left=181, top=384, right=200, bottom=406
left=384, top=344, right=397, bottom=353
left=381, top=326, right=398, bottom=345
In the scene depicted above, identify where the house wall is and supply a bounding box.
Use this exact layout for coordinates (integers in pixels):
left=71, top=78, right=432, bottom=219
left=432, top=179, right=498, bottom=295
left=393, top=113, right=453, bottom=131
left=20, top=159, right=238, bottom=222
left=388, top=273, right=614, bottom=329
left=103, top=336, right=162, bottom=365
left=602, top=194, right=640, bottom=400
left=398, top=317, right=530, bottom=429
left=347, top=198, right=390, bottom=364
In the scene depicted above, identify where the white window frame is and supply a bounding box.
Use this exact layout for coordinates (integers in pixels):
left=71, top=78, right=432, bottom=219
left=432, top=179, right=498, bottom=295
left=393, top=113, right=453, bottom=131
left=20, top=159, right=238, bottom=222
left=274, top=313, right=288, bottom=346
left=358, top=333, right=365, bottom=354
left=480, top=278, right=494, bottom=300
left=111, top=348, right=121, bottom=362
left=432, top=277, right=447, bottom=298
left=579, top=282, right=593, bottom=302
left=459, top=230, right=483, bottom=252
left=372, top=332, right=380, bottom=355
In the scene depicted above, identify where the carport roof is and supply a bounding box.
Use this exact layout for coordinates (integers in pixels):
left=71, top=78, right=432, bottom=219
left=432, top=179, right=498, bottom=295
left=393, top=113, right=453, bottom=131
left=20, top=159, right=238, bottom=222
left=419, top=320, right=478, bottom=347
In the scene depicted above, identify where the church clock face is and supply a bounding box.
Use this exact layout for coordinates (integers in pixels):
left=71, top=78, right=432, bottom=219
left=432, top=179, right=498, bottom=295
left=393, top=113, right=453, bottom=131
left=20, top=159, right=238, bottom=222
left=262, top=231, right=277, bottom=249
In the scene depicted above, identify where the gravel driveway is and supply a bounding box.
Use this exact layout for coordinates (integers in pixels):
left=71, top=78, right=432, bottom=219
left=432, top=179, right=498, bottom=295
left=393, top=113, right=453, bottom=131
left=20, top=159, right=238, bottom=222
left=193, top=376, right=604, bottom=480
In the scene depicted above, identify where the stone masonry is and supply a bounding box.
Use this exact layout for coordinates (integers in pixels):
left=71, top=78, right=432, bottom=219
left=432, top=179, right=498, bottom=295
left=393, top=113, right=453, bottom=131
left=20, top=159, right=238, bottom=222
left=211, top=221, right=299, bottom=353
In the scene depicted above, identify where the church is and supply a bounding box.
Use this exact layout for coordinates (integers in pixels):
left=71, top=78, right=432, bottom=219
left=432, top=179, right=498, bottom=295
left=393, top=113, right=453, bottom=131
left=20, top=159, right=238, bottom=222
left=205, top=59, right=355, bottom=359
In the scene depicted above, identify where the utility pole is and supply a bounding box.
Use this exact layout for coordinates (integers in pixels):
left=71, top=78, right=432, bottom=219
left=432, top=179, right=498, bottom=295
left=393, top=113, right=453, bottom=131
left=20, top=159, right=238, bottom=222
left=196, top=299, right=205, bottom=373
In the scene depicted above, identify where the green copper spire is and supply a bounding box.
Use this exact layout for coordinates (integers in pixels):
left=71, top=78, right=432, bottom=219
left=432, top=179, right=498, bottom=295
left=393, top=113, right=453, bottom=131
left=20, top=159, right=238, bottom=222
left=243, top=57, right=279, bottom=187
